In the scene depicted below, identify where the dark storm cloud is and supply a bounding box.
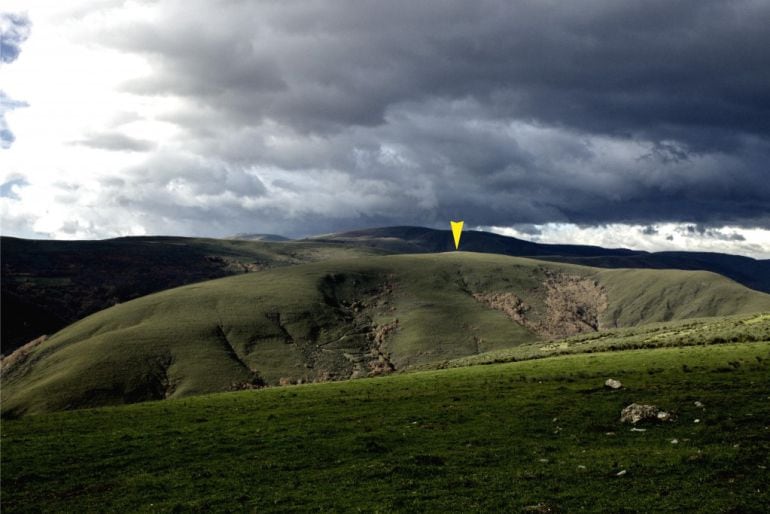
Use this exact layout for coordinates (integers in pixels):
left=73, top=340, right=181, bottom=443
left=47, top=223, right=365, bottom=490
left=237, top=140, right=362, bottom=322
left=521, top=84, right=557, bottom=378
left=682, top=224, right=746, bottom=242
left=511, top=224, right=543, bottom=236
left=88, top=0, right=770, bottom=234
left=106, top=1, right=770, bottom=140
left=123, top=152, right=268, bottom=198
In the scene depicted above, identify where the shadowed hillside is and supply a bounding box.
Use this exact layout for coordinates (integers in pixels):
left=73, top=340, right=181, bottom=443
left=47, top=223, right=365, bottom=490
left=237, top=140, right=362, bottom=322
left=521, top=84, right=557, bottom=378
left=4, top=252, right=769, bottom=416
left=0, top=236, right=385, bottom=354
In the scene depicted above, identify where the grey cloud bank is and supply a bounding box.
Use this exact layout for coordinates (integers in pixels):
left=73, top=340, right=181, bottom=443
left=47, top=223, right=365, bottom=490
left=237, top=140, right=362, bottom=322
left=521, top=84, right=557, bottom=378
left=2, top=0, right=770, bottom=249
left=73, top=132, right=157, bottom=152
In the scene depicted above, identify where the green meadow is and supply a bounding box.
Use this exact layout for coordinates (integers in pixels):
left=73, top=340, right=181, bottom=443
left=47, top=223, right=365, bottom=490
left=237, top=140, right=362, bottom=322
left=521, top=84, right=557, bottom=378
left=3, top=341, right=769, bottom=512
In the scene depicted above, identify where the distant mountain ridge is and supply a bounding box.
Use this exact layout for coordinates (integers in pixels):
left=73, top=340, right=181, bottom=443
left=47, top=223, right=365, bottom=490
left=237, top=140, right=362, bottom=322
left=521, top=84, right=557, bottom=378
left=311, top=226, right=770, bottom=294
left=227, top=233, right=291, bottom=241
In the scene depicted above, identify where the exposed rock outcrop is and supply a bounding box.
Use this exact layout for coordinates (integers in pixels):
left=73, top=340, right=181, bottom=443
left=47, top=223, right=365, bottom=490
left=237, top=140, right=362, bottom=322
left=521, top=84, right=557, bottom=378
left=473, top=271, right=608, bottom=339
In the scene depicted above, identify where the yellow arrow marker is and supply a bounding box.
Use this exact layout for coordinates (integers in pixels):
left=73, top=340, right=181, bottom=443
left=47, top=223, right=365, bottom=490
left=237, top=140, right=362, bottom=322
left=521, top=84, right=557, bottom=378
left=450, top=220, right=464, bottom=250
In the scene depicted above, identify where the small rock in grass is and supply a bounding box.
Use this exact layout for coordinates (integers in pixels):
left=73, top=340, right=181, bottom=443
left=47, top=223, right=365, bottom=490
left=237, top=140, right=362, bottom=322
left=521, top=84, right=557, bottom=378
left=657, top=411, right=672, bottom=421
left=538, top=458, right=549, bottom=463
left=616, top=469, right=627, bottom=476
left=577, top=465, right=587, bottom=470
left=630, top=427, right=647, bottom=432
left=671, top=439, right=679, bottom=444
left=620, top=403, right=667, bottom=424
left=694, top=419, right=701, bottom=423
left=605, top=378, right=623, bottom=389
left=694, top=401, right=704, bottom=408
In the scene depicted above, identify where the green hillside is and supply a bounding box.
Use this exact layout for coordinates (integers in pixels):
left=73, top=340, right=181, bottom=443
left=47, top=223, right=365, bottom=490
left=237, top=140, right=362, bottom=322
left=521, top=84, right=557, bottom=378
left=3, top=252, right=770, bottom=416
left=316, top=226, right=770, bottom=293
left=436, top=312, right=770, bottom=369
left=1, top=235, right=387, bottom=354
left=3, top=341, right=769, bottom=512
left=5, top=228, right=769, bottom=357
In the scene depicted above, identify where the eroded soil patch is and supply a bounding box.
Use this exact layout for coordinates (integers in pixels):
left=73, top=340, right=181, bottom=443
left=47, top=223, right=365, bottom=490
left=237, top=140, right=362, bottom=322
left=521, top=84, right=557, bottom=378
left=474, top=271, right=608, bottom=339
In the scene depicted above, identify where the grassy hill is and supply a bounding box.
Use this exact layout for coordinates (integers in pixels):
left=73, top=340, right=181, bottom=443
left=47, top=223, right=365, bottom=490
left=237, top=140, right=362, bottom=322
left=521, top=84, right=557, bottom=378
left=5, top=226, right=768, bottom=355
left=0, top=236, right=386, bottom=354
left=315, top=226, right=770, bottom=293
left=2, top=340, right=769, bottom=512
left=4, top=252, right=770, bottom=416
left=433, top=312, right=770, bottom=369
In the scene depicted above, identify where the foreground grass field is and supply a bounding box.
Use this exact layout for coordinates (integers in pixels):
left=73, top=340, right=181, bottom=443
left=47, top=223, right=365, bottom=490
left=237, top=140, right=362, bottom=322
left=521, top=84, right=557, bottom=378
left=3, top=342, right=769, bottom=512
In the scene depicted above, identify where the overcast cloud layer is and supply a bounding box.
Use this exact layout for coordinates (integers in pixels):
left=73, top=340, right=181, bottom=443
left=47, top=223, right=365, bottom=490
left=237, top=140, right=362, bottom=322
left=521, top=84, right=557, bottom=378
left=1, top=0, right=769, bottom=257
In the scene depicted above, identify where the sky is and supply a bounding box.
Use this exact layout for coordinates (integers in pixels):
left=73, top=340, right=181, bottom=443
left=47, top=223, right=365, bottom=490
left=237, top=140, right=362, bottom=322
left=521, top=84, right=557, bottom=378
left=1, top=0, right=769, bottom=258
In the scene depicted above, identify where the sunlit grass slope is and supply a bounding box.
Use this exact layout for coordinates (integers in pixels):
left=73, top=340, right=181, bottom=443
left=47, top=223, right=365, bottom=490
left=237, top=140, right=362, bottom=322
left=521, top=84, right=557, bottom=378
left=596, top=268, right=770, bottom=327
left=436, top=312, right=770, bottom=369
left=3, top=252, right=770, bottom=416
left=2, top=342, right=769, bottom=512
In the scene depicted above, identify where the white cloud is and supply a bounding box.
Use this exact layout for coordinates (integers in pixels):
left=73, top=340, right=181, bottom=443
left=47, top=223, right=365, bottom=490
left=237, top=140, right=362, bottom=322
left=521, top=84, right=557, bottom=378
left=485, top=224, right=770, bottom=260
